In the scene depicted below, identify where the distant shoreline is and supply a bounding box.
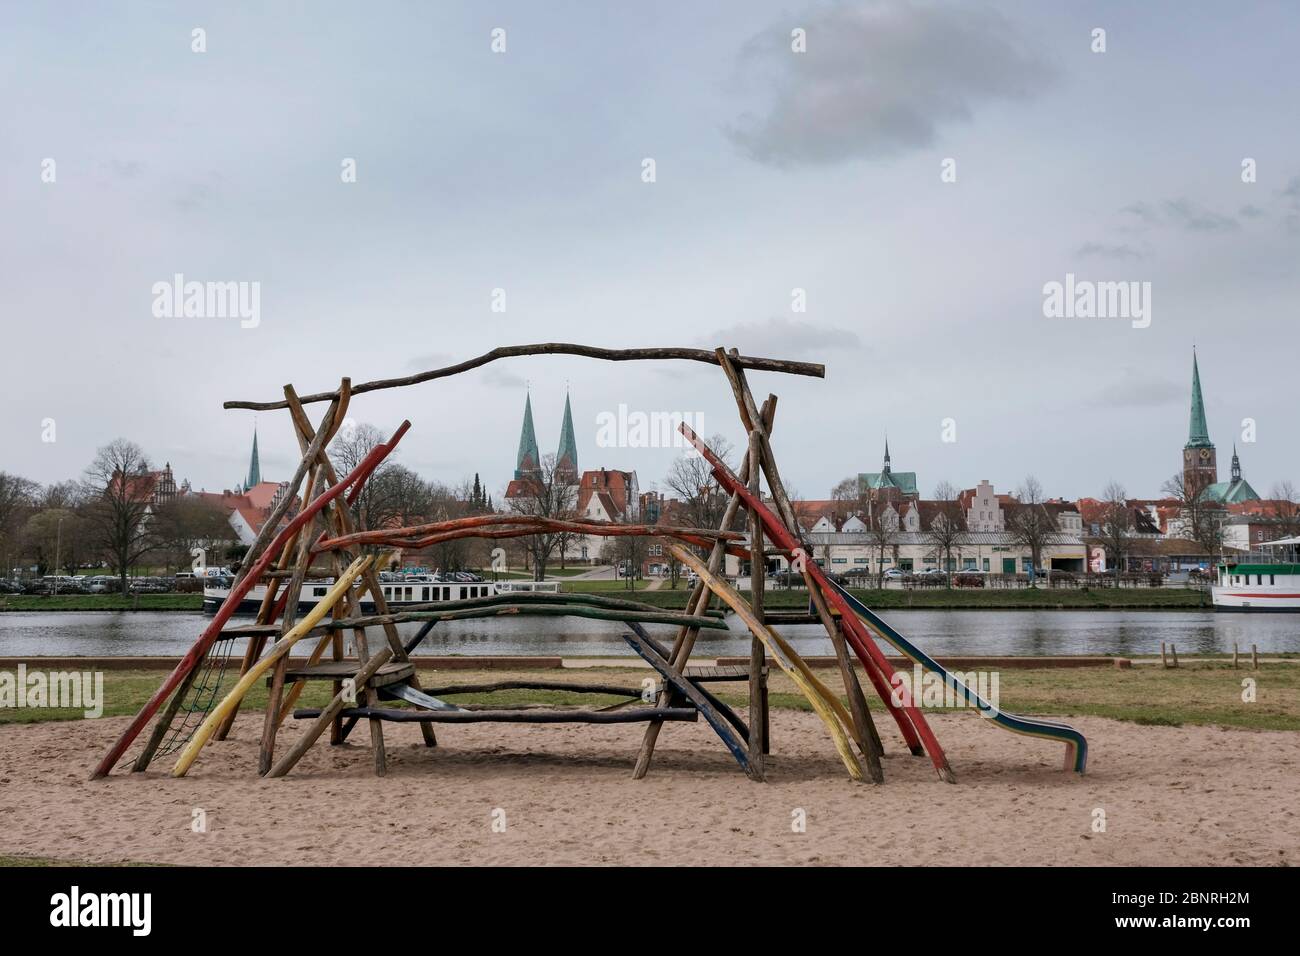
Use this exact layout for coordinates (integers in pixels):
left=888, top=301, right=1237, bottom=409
left=0, top=587, right=1211, bottom=613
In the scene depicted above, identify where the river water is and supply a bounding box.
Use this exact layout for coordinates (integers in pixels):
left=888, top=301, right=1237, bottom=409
left=2, top=609, right=1297, bottom=659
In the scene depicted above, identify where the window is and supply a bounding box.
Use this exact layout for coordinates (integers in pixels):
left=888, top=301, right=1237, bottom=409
left=832, top=557, right=847, bottom=564
left=422, top=587, right=429, bottom=601
left=982, top=558, right=990, bottom=571
left=853, top=557, right=868, bottom=564
left=963, top=558, right=976, bottom=570
left=313, top=587, right=326, bottom=597
left=443, top=587, right=451, bottom=600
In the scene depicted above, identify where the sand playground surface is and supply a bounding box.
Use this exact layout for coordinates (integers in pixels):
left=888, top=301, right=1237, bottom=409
left=2, top=710, right=1297, bottom=866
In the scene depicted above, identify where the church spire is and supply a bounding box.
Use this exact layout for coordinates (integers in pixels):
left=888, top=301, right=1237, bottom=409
left=556, top=391, right=578, bottom=480
left=1231, top=443, right=1242, bottom=481
left=881, top=435, right=891, bottom=474
left=1187, top=350, right=1212, bottom=447
left=514, top=392, right=541, bottom=479
left=246, top=427, right=261, bottom=489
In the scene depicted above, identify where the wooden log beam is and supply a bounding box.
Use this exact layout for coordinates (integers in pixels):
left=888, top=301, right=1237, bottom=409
left=667, top=543, right=866, bottom=782
left=314, top=515, right=743, bottom=553
left=321, top=603, right=730, bottom=631
left=170, top=555, right=376, bottom=777
left=90, top=403, right=404, bottom=779
left=292, top=706, right=701, bottom=724
left=225, top=343, right=825, bottom=411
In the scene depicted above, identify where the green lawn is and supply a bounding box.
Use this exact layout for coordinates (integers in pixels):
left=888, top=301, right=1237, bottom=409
left=5, top=662, right=1295, bottom=733
left=562, top=579, right=651, bottom=592
left=0, top=593, right=204, bottom=612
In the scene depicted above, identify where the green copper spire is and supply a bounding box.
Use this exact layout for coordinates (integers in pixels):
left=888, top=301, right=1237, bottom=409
left=1187, top=351, right=1212, bottom=448
left=515, top=393, right=541, bottom=479
left=246, top=427, right=262, bottom=488
left=556, top=392, right=578, bottom=479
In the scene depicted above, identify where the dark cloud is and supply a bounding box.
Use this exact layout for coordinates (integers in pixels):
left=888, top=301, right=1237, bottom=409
left=726, top=2, right=1056, bottom=167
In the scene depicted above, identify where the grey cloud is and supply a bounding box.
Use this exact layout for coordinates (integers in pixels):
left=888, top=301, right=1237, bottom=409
left=481, top=367, right=527, bottom=389
left=1087, top=377, right=1184, bottom=410
left=698, top=318, right=860, bottom=357
left=1075, top=241, right=1148, bottom=261
left=726, top=2, right=1056, bottom=167
left=1121, top=199, right=1239, bottom=233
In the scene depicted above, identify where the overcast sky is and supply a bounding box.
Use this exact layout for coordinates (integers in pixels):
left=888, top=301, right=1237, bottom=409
left=2, top=1, right=1297, bottom=504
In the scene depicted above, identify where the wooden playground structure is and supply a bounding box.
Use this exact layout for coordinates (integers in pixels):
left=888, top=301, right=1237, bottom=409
left=92, top=344, right=1088, bottom=784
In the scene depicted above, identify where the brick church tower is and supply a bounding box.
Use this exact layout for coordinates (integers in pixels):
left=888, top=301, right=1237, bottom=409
left=1182, top=350, right=1217, bottom=500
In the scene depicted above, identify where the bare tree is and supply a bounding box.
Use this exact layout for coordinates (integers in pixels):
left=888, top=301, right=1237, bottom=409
left=1098, top=480, right=1132, bottom=582
left=507, top=453, right=578, bottom=581
left=863, top=498, right=901, bottom=588
left=663, top=434, right=735, bottom=534
left=0, top=472, right=39, bottom=577
left=1162, top=471, right=1226, bottom=564
left=1004, top=475, right=1057, bottom=587
left=1269, top=480, right=1300, bottom=539
left=150, top=496, right=234, bottom=572
left=81, top=439, right=159, bottom=593
left=926, top=481, right=967, bottom=587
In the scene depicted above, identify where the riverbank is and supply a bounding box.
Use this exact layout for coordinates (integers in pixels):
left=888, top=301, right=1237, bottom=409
left=0, top=594, right=203, bottom=612
left=574, top=585, right=1212, bottom=611
left=0, top=587, right=1211, bottom=613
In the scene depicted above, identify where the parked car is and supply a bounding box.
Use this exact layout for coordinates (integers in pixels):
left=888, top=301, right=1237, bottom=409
left=882, top=568, right=906, bottom=580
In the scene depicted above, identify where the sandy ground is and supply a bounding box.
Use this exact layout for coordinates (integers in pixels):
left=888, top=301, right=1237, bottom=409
left=2, top=711, right=1297, bottom=866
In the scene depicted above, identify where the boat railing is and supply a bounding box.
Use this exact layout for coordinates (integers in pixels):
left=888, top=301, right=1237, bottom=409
left=495, top=580, right=562, bottom=593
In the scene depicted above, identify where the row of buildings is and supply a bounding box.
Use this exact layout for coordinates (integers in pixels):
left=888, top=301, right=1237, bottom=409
left=504, top=351, right=1296, bottom=579
left=136, top=350, right=1292, bottom=579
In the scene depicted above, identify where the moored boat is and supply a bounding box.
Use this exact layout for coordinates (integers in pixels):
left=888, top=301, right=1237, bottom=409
left=1212, top=536, right=1300, bottom=612
left=203, top=571, right=498, bottom=615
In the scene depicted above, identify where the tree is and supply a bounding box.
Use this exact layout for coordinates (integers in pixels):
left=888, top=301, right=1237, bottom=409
left=664, top=435, right=736, bottom=534
left=1162, top=471, right=1226, bottom=564
left=1097, top=480, right=1132, bottom=581
left=150, top=496, right=234, bottom=572
left=329, top=423, right=389, bottom=531
left=1004, top=475, right=1057, bottom=587
left=0, top=472, right=39, bottom=577
left=1269, top=481, right=1300, bottom=539
left=20, top=509, right=86, bottom=576
left=81, top=439, right=159, bottom=593
left=863, top=499, right=901, bottom=587
left=926, top=481, right=967, bottom=586
left=507, top=454, right=578, bottom=581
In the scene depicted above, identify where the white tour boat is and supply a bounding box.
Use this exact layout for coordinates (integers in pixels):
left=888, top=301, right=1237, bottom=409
left=1212, top=536, right=1300, bottom=612
left=203, top=572, right=498, bottom=615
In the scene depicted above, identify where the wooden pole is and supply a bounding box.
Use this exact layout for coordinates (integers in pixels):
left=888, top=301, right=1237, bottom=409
left=1252, top=644, right=1258, bottom=669
left=632, top=398, right=773, bottom=779
left=746, top=429, right=766, bottom=776
left=225, top=343, right=825, bottom=411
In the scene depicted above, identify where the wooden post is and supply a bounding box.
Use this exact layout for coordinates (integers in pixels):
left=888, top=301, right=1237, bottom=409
left=1233, top=642, right=1239, bottom=668
left=1252, top=644, right=1258, bottom=669
left=1170, top=644, right=1179, bottom=668
left=1161, top=641, right=1168, bottom=668
left=632, top=398, right=774, bottom=779
left=746, top=429, right=766, bottom=777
